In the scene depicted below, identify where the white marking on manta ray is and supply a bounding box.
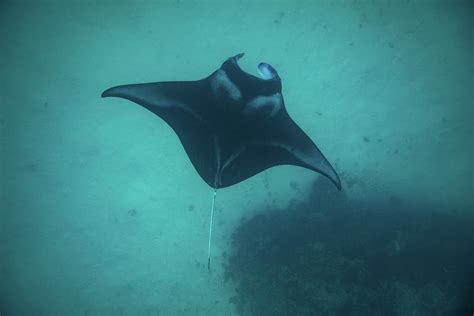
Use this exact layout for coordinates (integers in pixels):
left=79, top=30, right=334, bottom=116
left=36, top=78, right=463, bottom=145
left=210, top=70, right=243, bottom=102
left=221, top=146, right=246, bottom=174
left=244, top=93, right=283, bottom=117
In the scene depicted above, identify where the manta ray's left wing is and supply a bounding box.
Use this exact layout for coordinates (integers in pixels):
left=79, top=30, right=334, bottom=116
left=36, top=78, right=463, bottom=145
left=101, top=80, right=220, bottom=187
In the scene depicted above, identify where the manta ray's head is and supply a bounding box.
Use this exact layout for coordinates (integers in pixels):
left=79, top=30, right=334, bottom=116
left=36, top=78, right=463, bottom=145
left=232, top=53, right=279, bottom=81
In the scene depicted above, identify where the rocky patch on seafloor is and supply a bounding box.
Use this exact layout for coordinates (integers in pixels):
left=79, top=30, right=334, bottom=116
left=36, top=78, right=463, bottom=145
left=223, top=177, right=474, bottom=316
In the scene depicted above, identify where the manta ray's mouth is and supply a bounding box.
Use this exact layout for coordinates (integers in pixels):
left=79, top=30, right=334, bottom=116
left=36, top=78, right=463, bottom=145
left=233, top=53, right=279, bottom=81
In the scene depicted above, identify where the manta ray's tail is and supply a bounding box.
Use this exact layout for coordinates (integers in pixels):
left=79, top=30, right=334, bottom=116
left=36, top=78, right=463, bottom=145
left=207, top=188, right=217, bottom=271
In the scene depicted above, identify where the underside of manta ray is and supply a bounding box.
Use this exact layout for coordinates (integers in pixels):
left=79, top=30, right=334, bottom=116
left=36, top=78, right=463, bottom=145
left=101, top=53, right=341, bottom=190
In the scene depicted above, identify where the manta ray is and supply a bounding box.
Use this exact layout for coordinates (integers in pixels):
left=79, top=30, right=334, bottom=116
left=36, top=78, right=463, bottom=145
left=102, top=53, right=341, bottom=269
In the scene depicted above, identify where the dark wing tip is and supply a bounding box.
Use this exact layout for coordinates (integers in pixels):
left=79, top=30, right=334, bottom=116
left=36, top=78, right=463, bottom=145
left=101, top=88, right=113, bottom=98
left=310, top=152, right=342, bottom=191
left=102, top=85, right=125, bottom=98
left=318, top=161, right=342, bottom=191
left=327, top=161, right=342, bottom=191
left=332, top=173, right=342, bottom=191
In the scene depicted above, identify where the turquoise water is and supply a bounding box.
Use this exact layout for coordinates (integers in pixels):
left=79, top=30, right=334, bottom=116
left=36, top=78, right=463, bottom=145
left=1, top=1, right=472, bottom=315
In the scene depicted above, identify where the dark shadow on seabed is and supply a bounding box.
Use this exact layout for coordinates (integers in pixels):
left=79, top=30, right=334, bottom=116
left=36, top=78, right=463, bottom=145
left=224, top=176, right=474, bottom=316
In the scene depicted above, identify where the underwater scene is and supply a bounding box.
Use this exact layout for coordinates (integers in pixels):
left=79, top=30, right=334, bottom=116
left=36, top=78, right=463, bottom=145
left=1, top=1, right=472, bottom=315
